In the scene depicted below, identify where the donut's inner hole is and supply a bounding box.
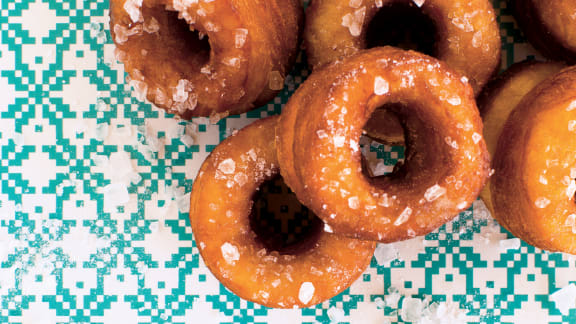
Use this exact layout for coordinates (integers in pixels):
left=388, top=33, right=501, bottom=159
left=143, top=7, right=211, bottom=74
left=365, top=2, right=437, bottom=56
left=361, top=104, right=406, bottom=178
left=250, top=176, right=323, bottom=255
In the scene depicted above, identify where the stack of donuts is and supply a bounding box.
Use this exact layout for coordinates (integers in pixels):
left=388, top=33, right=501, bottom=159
left=110, top=0, right=576, bottom=308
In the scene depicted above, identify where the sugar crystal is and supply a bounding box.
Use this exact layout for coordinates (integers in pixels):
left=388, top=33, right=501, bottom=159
left=327, top=306, right=345, bottom=322
left=374, top=76, right=389, bottom=95
left=349, top=0, right=362, bottom=8
left=499, top=238, right=521, bottom=250
left=534, top=197, right=551, bottom=209
left=565, top=214, right=576, bottom=234
left=298, top=282, right=315, bottom=304
left=424, top=184, right=446, bottom=202
left=124, top=0, right=143, bottom=23
left=412, top=0, right=425, bottom=7
left=143, top=17, right=160, bottom=33
left=550, top=284, right=576, bottom=315
left=374, top=243, right=399, bottom=265
left=221, top=242, right=240, bottom=265
left=235, top=28, right=248, bottom=48
left=401, top=297, right=424, bottom=322
left=341, top=7, right=366, bottom=37
left=394, top=207, right=412, bottom=226
left=102, top=183, right=130, bottom=207
left=218, top=158, right=236, bottom=174
left=348, top=196, right=360, bottom=210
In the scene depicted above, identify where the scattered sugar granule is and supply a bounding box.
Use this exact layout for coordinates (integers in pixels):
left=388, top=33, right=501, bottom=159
left=550, top=284, right=576, bottom=315
left=374, top=243, right=399, bottom=265
left=385, top=286, right=401, bottom=308
left=298, top=282, right=315, bottom=304
left=102, top=183, right=130, bottom=207
left=327, top=306, right=345, bottom=322
left=401, top=297, right=424, bottom=322
left=95, top=123, right=109, bottom=141
left=96, top=98, right=109, bottom=111
left=374, top=297, right=385, bottom=309
left=220, top=242, right=240, bottom=265
left=499, top=238, right=521, bottom=250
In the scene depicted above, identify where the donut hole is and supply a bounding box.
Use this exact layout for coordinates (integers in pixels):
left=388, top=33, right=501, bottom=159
left=250, top=176, right=323, bottom=255
left=365, top=2, right=437, bottom=56
left=142, top=7, right=211, bottom=75
left=361, top=104, right=406, bottom=178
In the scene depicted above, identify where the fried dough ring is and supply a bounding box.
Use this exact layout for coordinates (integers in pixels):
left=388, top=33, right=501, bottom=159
left=189, top=116, right=376, bottom=308
left=110, top=0, right=302, bottom=118
left=305, top=0, right=500, bottom=144
left=512, top=0, right=576, bottom=63
left=277, top=47, right=490, bottom=243
left=304, top=0, right=501, bottom=94
left=478, top=61, right=565, bottom=224
left=491, top=66, right=576, bottom=253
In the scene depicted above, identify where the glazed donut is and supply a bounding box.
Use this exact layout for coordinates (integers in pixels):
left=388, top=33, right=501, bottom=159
left=277, top=47, right=490, bottom=243
left=512, top=0, right=576, bottom=63
left=304, top=0, right=501, bottom=94
left=109, top=0, right=302, bottom=118
left=491, top=66, right=576, bottom=253
left=478, top=61, right=565, bottom=222
left=189, top=116, right=376, bottom=308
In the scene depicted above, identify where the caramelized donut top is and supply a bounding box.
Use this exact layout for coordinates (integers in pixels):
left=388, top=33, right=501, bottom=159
left=304, top=0, right=501, bottom=93
left=277, top=47, right=490, bottom=242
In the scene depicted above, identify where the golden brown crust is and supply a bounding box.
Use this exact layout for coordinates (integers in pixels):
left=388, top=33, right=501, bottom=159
left=491, top=66, right=576, bottom=254
left=109, top=0, right=303, bottom=117
left=190, top=116, right=376, bottom=308
left=304, top=0, right=501, bottom=94
left=277, top=47, right=490, bottom=243
left=478, top=60, right=565, bottom=226
left=512, top=0, right=576, bottom=63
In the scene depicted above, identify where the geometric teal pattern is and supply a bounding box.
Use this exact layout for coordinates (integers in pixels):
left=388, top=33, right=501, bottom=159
left=1, top=0, right=575, bottom=323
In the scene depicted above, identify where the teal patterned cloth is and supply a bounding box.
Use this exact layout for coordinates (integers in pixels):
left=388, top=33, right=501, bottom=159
left=1, top=0, right=575, bottom=323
